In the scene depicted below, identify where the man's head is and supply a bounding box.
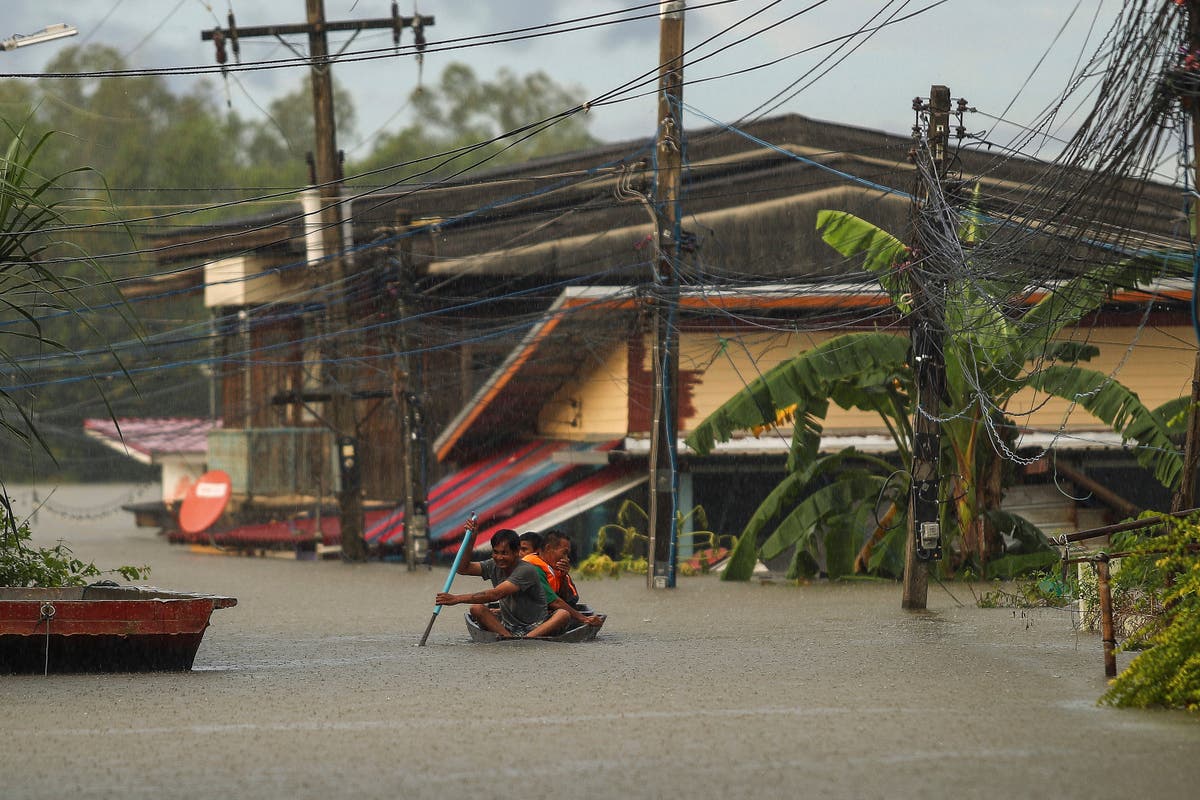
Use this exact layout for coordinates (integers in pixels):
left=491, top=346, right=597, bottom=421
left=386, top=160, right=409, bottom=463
left=491, top=529, right=521, bottom=570
left=518, top=531, right=543, bottom=558
left=541, top=529, right=571, bottom=565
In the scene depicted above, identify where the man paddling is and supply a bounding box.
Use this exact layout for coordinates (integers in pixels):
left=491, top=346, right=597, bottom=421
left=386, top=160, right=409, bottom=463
left=435, top=528, right=598, bottom=638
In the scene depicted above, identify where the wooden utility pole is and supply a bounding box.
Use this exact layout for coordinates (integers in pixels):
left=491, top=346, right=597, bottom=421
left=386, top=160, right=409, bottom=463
left=305, top=0, right=366, bottom=561
left=1173, top=2, right=1200, bottom=514
left=202, top=2, right=433, bottom=562
left=902, top=85, right=951, bottom=610
left=647, top=1, right=685, bottom=590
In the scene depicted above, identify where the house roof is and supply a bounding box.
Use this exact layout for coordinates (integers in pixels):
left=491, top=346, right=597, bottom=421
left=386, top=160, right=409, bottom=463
left=434, top=283, right=919, bottom=462
left=83, top=418, right=220, bottom=465
left=135, top=113, right=1192, bottom=299
left=434, top=279, right=1196, bottom=463
left=620, top=431, right=1131, bottom=457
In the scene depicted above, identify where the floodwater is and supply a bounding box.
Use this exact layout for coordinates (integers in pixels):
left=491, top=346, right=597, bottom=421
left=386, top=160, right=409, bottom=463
left=2, top=484, right=1198, bottom=800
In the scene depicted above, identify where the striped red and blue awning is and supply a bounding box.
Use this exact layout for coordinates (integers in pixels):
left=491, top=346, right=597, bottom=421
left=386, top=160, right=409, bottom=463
left=475, top=464, right=646, bottom=541
left=365, top=439, right=618, bottom=547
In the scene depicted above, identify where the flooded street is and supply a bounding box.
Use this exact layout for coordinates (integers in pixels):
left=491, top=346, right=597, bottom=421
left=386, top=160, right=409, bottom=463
left=2, top=485, right=1198, bottom=799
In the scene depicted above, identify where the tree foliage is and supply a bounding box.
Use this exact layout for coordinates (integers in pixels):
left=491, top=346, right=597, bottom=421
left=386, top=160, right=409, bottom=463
left=350, top=63, right=597, bottom=185
left=0, top=499, right=148, bottom=587
left=1102, top=516, right=1200, bottom=711
left=0, top=46, right=597, bottom=481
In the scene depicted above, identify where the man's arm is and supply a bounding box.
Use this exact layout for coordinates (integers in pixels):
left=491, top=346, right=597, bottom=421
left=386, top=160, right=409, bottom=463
left=548, top=596, right=602, bottom=627
left=531, top=567, right=597, bottom=626
left=436, top=580, right=519, bottom=607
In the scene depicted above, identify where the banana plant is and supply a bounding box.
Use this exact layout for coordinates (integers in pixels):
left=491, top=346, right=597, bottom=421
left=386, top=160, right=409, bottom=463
left=1, top=125, right=135, bottom=452
left=1, top=125, right=136, bottom=542
left=689, top=207, right=1182, bottom=580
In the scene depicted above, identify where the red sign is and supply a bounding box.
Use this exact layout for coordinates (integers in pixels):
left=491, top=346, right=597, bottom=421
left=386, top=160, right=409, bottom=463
left=178, top=470, right=232, bottom=534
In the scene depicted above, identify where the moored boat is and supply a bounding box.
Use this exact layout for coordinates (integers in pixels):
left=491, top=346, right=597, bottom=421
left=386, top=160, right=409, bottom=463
left=0, top=584, right=237, bottom=673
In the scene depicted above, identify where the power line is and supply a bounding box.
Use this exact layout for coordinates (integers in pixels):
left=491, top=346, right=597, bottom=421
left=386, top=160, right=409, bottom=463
left=0, top=0, right=746, bottom=81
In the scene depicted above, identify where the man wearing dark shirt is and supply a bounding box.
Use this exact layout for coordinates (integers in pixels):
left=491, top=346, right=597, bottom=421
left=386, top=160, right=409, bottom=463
left=435, top=528, right=577, bottom=638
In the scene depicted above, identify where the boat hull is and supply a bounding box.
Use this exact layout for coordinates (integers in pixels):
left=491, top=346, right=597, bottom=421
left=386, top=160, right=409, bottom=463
left=0, top=585, right=236, bottom=673
left=464, top=604, right=605, bottom=643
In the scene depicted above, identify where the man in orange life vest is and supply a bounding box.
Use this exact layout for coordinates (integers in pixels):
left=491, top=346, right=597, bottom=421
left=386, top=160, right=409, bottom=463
left=518, top=531, right=545, bottom=563
left=521, top=530, right=582, bottom=609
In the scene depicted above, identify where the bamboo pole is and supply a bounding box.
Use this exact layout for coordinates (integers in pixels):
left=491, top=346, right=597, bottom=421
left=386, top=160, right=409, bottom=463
left=1051, top=507, right=1200, bottom=545
left=1096, top=556, right=1117, bottom=678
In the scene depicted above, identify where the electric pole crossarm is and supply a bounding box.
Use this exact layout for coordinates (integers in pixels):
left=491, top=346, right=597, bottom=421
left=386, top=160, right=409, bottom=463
left=202, top=16, right=434, bottom=42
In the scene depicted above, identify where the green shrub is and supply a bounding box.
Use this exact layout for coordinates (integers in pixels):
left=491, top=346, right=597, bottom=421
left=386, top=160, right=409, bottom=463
left=0, top=501, right=148, bottom=587
left=1101, top=516, right=1200, bottom=711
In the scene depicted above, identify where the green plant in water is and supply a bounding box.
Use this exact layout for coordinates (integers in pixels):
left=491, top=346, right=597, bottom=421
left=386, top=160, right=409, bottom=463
left=577, top=501, right=732, bottom=578
left=1101, top=515, right=1200, bottom=711
left=0, top=500, right=149, bottom=587
left=976, top=568, right=1075, bottom=609
left=1068, top=518, right=1173, bottom=641
left=0, top=125, right=148, bottom=587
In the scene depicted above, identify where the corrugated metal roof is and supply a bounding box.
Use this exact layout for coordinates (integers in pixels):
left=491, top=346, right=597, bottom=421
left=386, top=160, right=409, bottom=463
left=83, top=418, right=220, bottom=464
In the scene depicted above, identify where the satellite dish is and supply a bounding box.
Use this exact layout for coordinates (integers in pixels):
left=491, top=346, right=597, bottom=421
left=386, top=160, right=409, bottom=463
left=178, top=470, right=232, bottom=534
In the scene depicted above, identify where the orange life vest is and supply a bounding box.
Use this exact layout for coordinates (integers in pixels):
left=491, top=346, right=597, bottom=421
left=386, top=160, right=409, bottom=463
left=523, top=553, right=561, bottom=593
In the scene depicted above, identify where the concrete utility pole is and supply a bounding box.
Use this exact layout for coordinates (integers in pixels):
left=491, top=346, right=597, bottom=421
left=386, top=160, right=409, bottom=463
left=394, top=212, right=430, bottom=571
left=202, top=2, right=433, bottom=562
left=1173, top=1, right=1200, bottom=513
left=901, top=85, right=951, bottom=610
left=647, top=1, right=685, bottom=590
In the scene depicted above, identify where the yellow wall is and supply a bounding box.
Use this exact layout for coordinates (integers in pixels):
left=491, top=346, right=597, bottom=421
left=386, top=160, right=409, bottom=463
left=536, top=324, right=1195, bottom=439
left=537, top=342, right=630, bottom=439
left=679, top=329, right=889, bottom=433
left=1007, top=325, right=1194, bottom=429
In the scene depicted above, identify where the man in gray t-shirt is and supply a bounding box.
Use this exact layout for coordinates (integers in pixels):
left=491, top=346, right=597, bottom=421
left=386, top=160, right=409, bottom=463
left=478, top=556, right=551, bottom=633
left=436, top=528, right=572, bottom=638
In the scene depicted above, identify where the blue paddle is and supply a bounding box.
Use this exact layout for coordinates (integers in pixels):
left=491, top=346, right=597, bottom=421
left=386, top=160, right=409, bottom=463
left=418, top=512, right=477, bottom=646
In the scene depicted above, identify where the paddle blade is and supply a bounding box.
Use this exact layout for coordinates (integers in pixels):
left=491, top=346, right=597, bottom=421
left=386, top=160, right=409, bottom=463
left=418, top=611, right=438, bottom=647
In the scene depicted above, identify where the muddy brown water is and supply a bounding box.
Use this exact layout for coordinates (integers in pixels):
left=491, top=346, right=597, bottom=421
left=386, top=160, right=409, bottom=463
left=2, top=485, right=1198, bottom=799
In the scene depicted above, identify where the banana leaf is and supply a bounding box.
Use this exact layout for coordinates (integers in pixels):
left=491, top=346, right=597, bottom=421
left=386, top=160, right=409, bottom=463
left=721, top=450, right=898, bottom=581
left=736, top=450, right=875, bottom=550
left=719, top=526, right=761, bottom=582
left=685, top=332, right=910, bottom=456
left=1017, top=262, right=1151, bottom=346
left=816, top=210, right=911, bottom=311
left=760, top=473, right=888, bottom=561
left=1153, top=395, right=1194, bottom=435
left=1020, top=365, right=1182, bottom=489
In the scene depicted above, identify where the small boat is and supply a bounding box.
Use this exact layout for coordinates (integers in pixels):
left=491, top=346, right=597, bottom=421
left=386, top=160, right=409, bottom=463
left=465, top=604, right=606, bottom=643
left=0, top=584, right=237, bottom=674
